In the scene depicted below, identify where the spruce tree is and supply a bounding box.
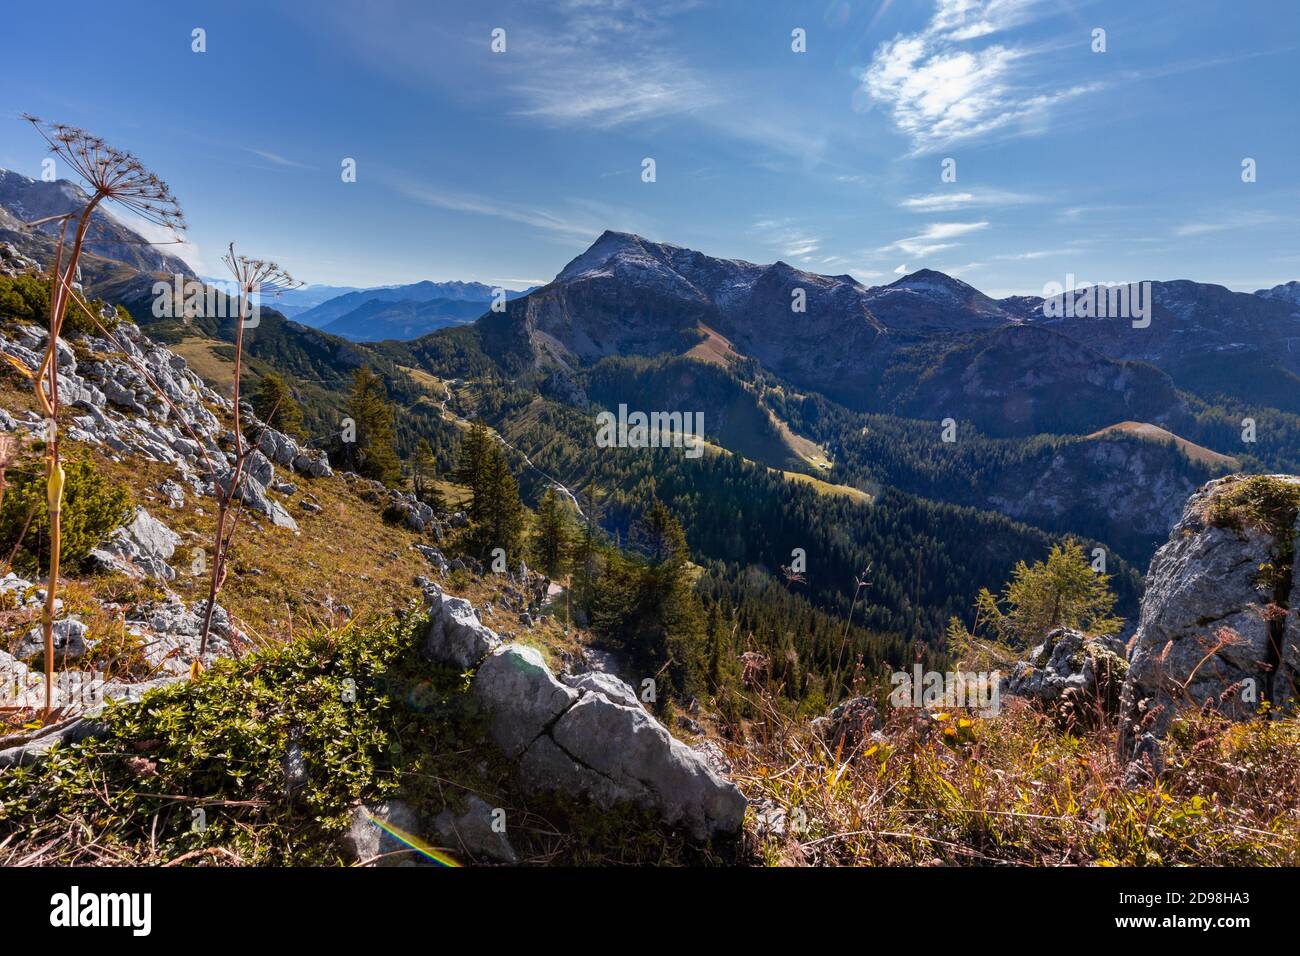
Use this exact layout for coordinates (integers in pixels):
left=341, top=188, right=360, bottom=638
left=594, top=498, right=708, bottom=701
left=347, top=367, right=401, bottom=486
left=412, top=437, right=444, bottom=510
left=455, top=420, right=492, bottom=520
left=531, top=486, right=572, bottom=578
left=471, top=442, right=524, bottom=561
left=251, top=370, right=306, bottom=439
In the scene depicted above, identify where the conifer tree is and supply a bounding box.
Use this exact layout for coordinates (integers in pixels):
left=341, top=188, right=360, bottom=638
left=531, top=486, right=572, bottom=578
left=455, top=419, right=493, bottom=519
left=412, top=437, right=444, bottom=510
left=469, top=441, right=524, bottom=560
left=968, top=538, right=1121, bottom=649
left=594, top=497, right=708, bottom=701
left=347, top=367, right=401, bottom=486
left=251, top=370, right=306, bottom=439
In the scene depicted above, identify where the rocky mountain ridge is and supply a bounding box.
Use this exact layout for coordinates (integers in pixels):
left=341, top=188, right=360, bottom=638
left=0, top=169, right=193, bottom=278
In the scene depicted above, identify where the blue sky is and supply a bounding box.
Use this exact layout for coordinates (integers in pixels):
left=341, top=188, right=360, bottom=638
left=1, top=0, right=1296, bottom=294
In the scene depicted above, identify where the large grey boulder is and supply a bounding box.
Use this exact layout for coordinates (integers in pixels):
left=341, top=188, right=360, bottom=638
left=468, top=640, right=746, bottom=840
left=244, top=449, right=275, bottom=488
left=213, top=467, right=298, bottom=531
left=89, top=507, right=182, bottom=581
left=563, top=670, right=644, bottom=710
left=422, top=594, right=501, bottom=670
left=472, top=645, right=578, bottom=757
left=293, top=450, right=332, bottom=478
left=1005, top=627, right=1128, bottom=721
left=540, top=690, right=747, bottom=840
left=1119, top=475, right=1300, bottom=754
left=256, top=426, right=299, bottom=467
left=254, top=425, right=333, bottom=478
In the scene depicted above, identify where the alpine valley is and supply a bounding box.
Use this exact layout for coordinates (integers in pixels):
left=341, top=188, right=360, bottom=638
left=4, top=169, right=1300, bottom=868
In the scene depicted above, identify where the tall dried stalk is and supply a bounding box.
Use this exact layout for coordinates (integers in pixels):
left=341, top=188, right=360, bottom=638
left=831, top=562, right=872, bottom=701
left=197, top=246, right=299, bottom=656
left=21, top=115, right=184, bottom=717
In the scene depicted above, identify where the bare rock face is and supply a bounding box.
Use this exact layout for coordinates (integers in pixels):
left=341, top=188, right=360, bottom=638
left=1118, top=475, right=1300, bottom=757
left=256, top=425, right=333, bottom=479
left=532, top=688, right=748, bottom=841
left=13, top=619, right=91, bottom=665
left=89, top=506, right=182, bottom=581
left=423, top=599, right=746, bottom=840
left=472, top=645, right=578, bottom=757
left=422, top=592, right=501, bottom=670
left=1005, top=627, right=1128, bottom=723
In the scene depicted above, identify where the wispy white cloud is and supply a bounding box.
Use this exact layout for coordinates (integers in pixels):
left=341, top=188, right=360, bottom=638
left=1057, top=204, right=1127, bottom=222
left=899, top=188, right=1039, bottom=211
left=1174, top=211, right=1281, bottom=237
left=752, top=219, right=822, bottom=261
left=881, top=220, right=990, bottom=257
left=861, top=0, right=1102, bottom=152
left=243, top=148, right=308, bottom=169
left=505, top=1, right=717, bottom=128
left=993, top=248, right=1073, bottom=260
left=393, top=180, right=604, bottom=242
left=512, top=64, right=716, bottom=127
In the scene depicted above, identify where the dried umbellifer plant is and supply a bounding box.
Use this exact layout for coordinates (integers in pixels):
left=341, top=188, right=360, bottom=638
left=21, top=115, right=185, bottom=717
left=197, top=245, right=301, bottom=657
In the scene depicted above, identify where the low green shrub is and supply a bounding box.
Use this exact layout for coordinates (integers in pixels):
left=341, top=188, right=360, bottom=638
left=0, top=452, right=133, bottom=574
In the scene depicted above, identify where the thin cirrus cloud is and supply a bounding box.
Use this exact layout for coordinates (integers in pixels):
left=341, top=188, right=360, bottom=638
left=752, top=219, right=822, bottom=260
left=861, top=0, right=1102, bottom=153
left=243, top=148, right=309, bottom=169
left=882, top=220, right=990, bottom=258
left=506, top=0, right=717, bottom=127
left=899, top=188, right=1039, bottom=211
left=393, top=179, right=606, bottom=242
left=1174, top=211, right=1281, bottom=237
left=511, top=60, right=717, bottom=127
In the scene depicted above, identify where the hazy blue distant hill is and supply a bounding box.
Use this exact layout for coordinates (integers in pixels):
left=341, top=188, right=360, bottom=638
left=295, top=279, right=531, bottom=328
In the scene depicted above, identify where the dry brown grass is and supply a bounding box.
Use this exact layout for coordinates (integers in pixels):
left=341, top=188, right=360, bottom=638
left=727, top=696, right=1300, bottom=866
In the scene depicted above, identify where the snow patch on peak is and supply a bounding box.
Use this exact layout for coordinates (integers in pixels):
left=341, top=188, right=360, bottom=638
left=881, top=269, right=976, bottom=299
left=556, top=231, right=644, bottom=282
left=1257, top=280, right=1300, bottom=311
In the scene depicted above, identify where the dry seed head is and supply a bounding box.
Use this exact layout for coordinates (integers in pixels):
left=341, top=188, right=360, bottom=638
left=22, top=114, right=186, bottom=231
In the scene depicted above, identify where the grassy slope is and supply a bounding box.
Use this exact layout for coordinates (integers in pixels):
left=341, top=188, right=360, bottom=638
left=0, top=613, right=729, bottom=866
left=6, top=605, right=1297, bottom=866
left=732, top=702, right=1300, bottom=866
left=0, top=368, right=569, bottom=688
left=1086, top=420, right=1240, bottom=469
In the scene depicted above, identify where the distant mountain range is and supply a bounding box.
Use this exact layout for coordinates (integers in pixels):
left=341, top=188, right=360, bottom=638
left=474, top=229, right=1300, bottom=425
left=291, top=279, right=534, bottom=340
left=5, top=174, right=1300, bottom=575
left=233, top=282, right=366, bottom=319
